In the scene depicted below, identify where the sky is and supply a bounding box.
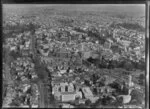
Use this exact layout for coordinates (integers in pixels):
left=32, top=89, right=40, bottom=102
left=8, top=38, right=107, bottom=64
left=3, top=4, right=145, bottom=17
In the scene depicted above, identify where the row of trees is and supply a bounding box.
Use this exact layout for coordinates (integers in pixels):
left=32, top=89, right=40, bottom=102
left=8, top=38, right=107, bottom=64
left=85, top=55, right=145, bottom=71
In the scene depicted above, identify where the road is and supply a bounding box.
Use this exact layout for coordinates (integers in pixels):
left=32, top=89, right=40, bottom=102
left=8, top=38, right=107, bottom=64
left=2, top=46, right=14, bottom=107
left=37, top=82, right=51, bottom=108
left=3, top=47, right=14, bottom=85
left=31, top=31, right=52, bottom=108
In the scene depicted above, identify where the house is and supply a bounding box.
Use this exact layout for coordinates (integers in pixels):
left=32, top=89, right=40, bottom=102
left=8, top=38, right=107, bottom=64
left=16, top=66, right=23, bottom=71
left=19, top=45, right=24, bottom=50
left=22, top=84, right=31, bottom=93
left=60, top=70, right=67, bottom=74
left=79, top=99, right=86, bottom=104
left=104, top=75, right=116, bottom=85
left=89, top=96, right=99, bottom=103
left=53, top=84, right=60, bottom=93
left=31, top=74, right=38, bottom=79
left=18, top=71, right=24, bottom=76
left=99, top=86, right=116, bottom=94
left=54, top=92, right=62, bottom=101
left=10, top=46, right=17, bottom=51
left=104, top=41, right=111, bottom=49
left=52, top=83, right=62, bottom=100
left=21, top=49, right=30, bottom=56
left=21, top=76, right=28, bottom=82
left=39, top=48, right=49, bottom=57
left=83, top=51, right=92, bottom=59
left=25, top=43, right=30, bottom=49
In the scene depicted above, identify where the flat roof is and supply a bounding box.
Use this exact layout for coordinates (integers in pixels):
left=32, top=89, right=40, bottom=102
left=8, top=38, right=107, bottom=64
left=61, top=92, right=76, bottom=95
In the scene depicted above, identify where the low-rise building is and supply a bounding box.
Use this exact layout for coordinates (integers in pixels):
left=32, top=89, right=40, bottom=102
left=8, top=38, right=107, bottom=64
left=68, top=83, right=74, bottom=92
left=81, top=87, right=93, bottom=99
left=61, top=92, right=76, bottom=102
left=62, top=103, right=75, bottom=108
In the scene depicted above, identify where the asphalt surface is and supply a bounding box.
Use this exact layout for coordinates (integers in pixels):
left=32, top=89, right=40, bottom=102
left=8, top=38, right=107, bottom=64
left=4, top=47, right=14, bottom=85
left=31, top=32, right=52, bottom=108
left=37, top=82, right=51, bottom=108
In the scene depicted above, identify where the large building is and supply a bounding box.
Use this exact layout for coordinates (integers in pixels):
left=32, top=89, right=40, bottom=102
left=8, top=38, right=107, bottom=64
left=81, top=87, right=93, bottom=99
left=61, top=92, right=76, bottom=102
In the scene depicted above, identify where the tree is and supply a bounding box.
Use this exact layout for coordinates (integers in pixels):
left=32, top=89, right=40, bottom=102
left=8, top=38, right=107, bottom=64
left=10, top=96, right=21, bottom=107
left=139, top=74, right=145, bottom=80
left=85, top=99, right=92, bottom=106
left=92, top=98, right=102, bottom=108
left=130, top=89, right=144, bottom=105
left=138, top=74, right=145, bottom=85
left=84, top=79, right=90, bottom=86
left=9, top=50, right=22, bottom=60
left=34, top=57, right=48, bottom=82
left=92, top=74, right=97, bottom=84
left=109, top=82, right=122, bottom=92
left=93, top=87, right=98, bottom=95
left=122, top=60, right=134, bottom=71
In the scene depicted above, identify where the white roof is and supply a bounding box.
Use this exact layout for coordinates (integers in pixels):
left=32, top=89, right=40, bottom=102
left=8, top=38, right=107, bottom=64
left=82, top=87, right=93, bottom=97
left=60, top=70, right=66, bottom=74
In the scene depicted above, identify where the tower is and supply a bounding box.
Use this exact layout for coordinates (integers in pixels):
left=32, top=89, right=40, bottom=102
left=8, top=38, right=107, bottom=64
left=128, top=75, right=132, bottom=87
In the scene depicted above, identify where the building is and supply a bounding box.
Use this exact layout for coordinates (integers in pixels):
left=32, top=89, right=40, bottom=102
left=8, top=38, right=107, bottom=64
left=39, top=48, right=49, bottom=57
left=10, top=46, right=17, bottom=51
left=62, top=103, right=75, bottom=108
left=52, top=81, right=79, bottom=102
left=89, top=97, right=99, bottom=103
left=68, top=83, right=74, bottom=92
left=81, top=87, right=93, bottom=99
left=128, top=75, right=134, bottom=88
left=75, top=91, right=83, bottom=99
left=99, top=86, right=116, bottom=94
left=79, top=99, right=86, bottom=104
left=104, top=41, right=111, bottom=49
left=61, top=92, right=76, bottom=102
left=60, top=82, right=68, bottom=92
left=104, top=75, right=116, bottom=85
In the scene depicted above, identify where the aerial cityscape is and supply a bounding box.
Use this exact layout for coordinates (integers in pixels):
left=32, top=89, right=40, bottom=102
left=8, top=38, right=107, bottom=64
left=2, top=4, right=146, bottom=108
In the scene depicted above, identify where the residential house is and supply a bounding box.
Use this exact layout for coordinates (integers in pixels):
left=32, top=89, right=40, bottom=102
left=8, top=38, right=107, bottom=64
left=99, top=86, right=116, bottom=94
left=104, top=75, right=116, bottom=85
left=120, top=40, right=131, bottom=52
left=10, top=46, right=17, bottom=51
left=89, top=97, right=99, bottom=103
left=22, top=84, right=31, bottom=93
left=39, top=48, right=49, bottom=57
left=25, top=40, right=30, bottom=48
left=79, top=99, right=86, bottom=104
left=21, top=49, right=30, bottom=56
left=104, top=40, right=111, bottom=49
left=53, top=86, right=61, bottom=100
left=21, top=76, right=28, bottom=82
